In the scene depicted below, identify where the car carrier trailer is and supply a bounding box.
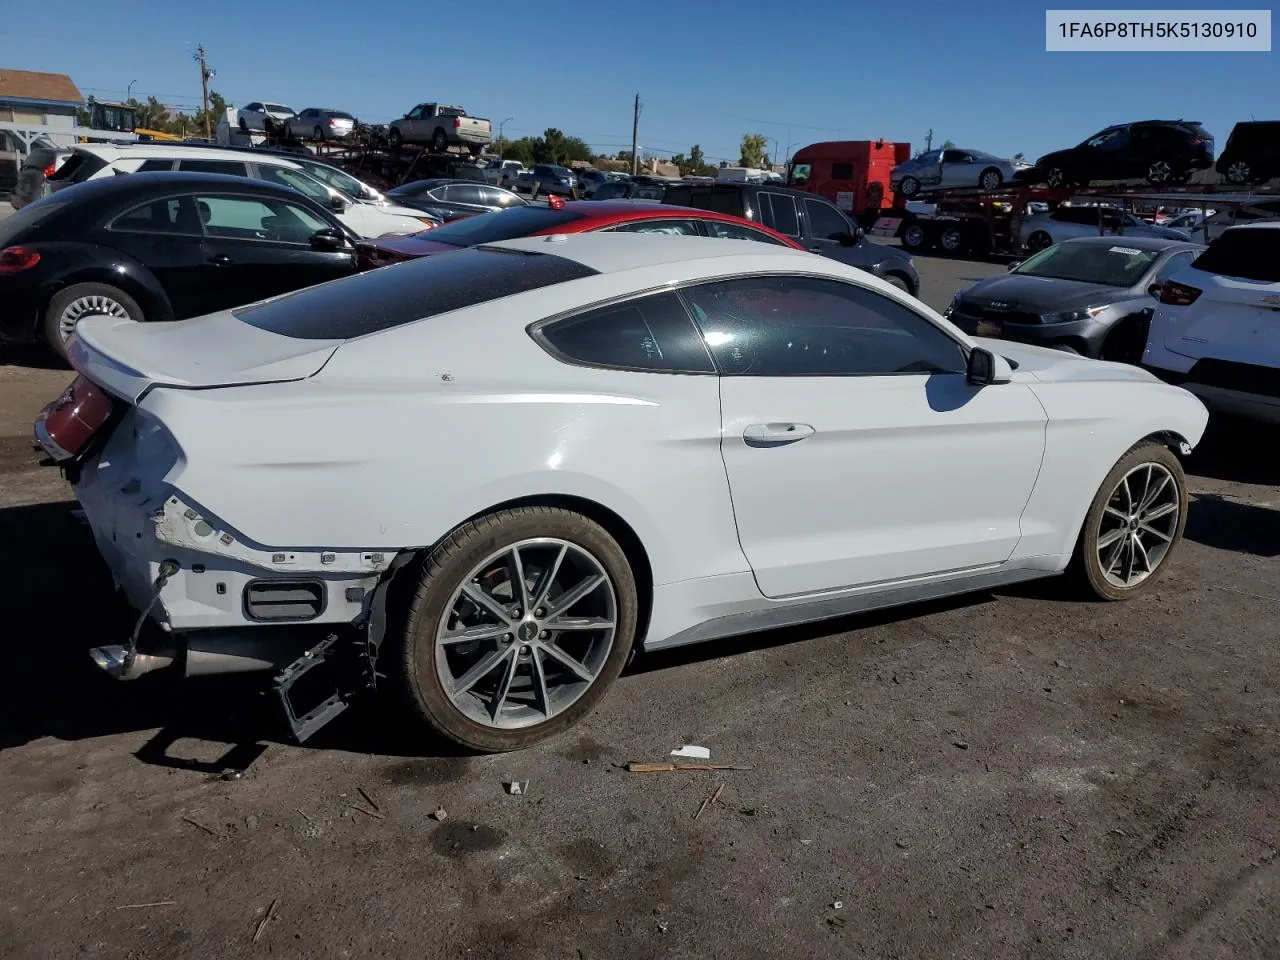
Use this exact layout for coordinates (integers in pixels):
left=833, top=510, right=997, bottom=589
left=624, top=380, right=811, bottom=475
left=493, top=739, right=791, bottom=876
left=874, top=183, right=1280, bottom=257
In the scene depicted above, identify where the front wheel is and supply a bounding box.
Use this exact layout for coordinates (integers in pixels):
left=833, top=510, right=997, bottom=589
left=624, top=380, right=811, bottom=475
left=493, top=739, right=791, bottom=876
left=899, top=175, right=921, bottom=197
left=1224, top=159, right=1252, bottom=184
left=1026, top=230, right=1053, bottom=254
left=389, top=128, right=403, bottom=151
left=389, top=507, right=639, bottom=753
left=1069, top=443, right=1188, bottom=601
left=978, top=167, right=1003, bottom=190
left=938, top=225, right=965, bottom=254
left=43, top=282, right=143, bottom=361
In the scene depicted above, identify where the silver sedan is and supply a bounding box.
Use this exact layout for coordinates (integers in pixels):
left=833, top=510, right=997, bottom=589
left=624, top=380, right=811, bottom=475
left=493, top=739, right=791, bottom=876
left=892, top=148, right=1030, bottom=197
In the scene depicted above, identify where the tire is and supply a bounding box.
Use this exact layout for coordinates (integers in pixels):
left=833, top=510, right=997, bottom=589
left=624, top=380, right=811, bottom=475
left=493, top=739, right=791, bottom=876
left=884, top=274, right=911, bottom=293
left=1146, top=160, right=1173, bottom=185
left=389, top=128, right=403, bottom=151
left=283, top=122, right=293, bottom=140
left=1098, top=315, right=1149, bottom=365
left=899, top=175, right=920, bottom=197
left=432, top=128, right=449, bottom=153
left=1045, top=167, right=1067, bottom=188
left=238, top=117, right=249, bottom=133
left=389, top=506, right=639, bottom=753
left=901, top=222, right=930, bottom=252
left=43, top=283, right=143, bottom=361
left=1026, top=230, right=1053, bottom=254
left=314, top=125, right=325, bottom=142
left=1068, top=442, right=1188, bottom=601
left=1224, top=159, right=1252, bottom=184
left=978, top=167, right=1003, bottom=191
left=938, top=225, right=965, bottom=254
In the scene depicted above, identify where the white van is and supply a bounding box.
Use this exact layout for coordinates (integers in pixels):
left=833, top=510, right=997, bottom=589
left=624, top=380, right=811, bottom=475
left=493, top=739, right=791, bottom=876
left=48, top=144, right=436, bottom=238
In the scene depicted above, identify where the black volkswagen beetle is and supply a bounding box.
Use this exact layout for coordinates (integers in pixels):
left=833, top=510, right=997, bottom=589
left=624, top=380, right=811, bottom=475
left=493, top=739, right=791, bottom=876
left=0, top=172, right=359, bottom=359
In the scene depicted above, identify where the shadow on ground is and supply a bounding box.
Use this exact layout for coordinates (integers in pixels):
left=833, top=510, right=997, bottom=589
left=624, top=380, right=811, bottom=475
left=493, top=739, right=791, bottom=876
left=0, top=343, right=65, bottom=372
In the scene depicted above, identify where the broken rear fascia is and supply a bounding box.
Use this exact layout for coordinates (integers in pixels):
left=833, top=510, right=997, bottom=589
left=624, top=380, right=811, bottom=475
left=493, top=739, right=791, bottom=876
left=153, top=494, right=399, bottom=575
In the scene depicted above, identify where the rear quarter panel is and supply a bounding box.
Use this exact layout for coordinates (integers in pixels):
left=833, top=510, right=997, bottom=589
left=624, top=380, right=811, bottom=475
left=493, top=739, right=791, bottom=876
left=1012, top=378, right=1209, bottom=563
left=141, top=268, right=756, bottom=588
left=24, top=241, right=174, bottom=327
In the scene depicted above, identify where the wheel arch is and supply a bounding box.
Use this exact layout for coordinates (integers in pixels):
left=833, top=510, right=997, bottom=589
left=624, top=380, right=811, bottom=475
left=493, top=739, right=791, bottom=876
left=36, top=265, right=173, bottom=334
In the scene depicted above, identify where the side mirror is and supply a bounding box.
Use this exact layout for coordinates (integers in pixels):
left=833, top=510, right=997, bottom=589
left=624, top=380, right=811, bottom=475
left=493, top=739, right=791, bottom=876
left=1147, top=282, right=1163, bottom=297
left=328, top=192, right=348, bottom=212
left=309, top=228, right=346, bottom=251
left=966, top=347, right=1013, bottom=386
left=1007, top=261, right=1021, bottom=271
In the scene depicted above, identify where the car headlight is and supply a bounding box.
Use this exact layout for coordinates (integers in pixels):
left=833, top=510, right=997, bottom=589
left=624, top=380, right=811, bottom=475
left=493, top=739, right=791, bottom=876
left=1043, top=305, right=1107, bottom=323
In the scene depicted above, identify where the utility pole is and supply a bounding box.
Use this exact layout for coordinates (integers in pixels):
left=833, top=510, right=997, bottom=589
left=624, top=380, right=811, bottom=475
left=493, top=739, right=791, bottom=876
left=194, top=44, right=215, bottom=140
left=924, top=128, right=933, bottom=151
left=630, top=93, right=641, bottom=176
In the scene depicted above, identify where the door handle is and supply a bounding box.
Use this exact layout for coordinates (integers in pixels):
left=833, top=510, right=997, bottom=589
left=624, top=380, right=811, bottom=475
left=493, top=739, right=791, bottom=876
left=743, top=423, right=815, bottom=447
left=208, top=254, right=232, bottom=266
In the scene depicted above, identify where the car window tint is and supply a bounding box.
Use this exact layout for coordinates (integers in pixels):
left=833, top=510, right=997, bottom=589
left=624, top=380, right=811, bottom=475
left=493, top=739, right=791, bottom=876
left=137, top=159, right=175, bottom=172
left=177, top=159, right=250, bottom=177
left=1191, top=229, right=1280, bottom=282
left=682, top=276, right=966, bottom=377
left=196, top=195, right=328, bottom=244
left=609, top=219, right=701, bottom=236
left=449, top=183, right=486, bottom=205
left=257, top=164, right=329, bottom=202
left=761, top=193, right=799, bottom=237
left=702, top=220, right=787, bottom=245
left=536, top=291, right=713, bottom=373
left=805, top=198, right=850, bottom=241
left=1153, top=251, right=1196, bottom=282
left=111, top=196, right=201, bottom=235
left=236, top=248, right=599, bottom=339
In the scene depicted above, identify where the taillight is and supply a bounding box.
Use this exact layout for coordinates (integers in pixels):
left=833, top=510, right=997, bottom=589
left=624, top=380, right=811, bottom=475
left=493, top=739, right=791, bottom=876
left=547, top=194, right=566, bottom=210
left=453, top=117, right=462, bottom=128
left=0, top=246, right=41, bottom=274
left=328, top=118, right=335, bottom=126
left=1160, top=280, right=1202, bottom=306
left=43, top=163, right=56, bottom=177
left=33, top=376, right=118, bottom=462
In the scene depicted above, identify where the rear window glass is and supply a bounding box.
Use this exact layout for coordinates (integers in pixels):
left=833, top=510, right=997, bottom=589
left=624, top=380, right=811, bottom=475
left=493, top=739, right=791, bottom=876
left=50, top=152, right=107, bottom=183
left=234, top=247, right=598, bottom=340
left=1191, top=228, right=1280, bottom=283
left=411, top=206, right=585, bottom=247
left=23, top=147, right=58, bottom=170
left=663, top=185, right=745, bottom=218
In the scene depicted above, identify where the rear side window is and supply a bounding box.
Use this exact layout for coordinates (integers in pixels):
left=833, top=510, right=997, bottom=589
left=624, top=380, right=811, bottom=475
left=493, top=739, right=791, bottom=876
left=1191, top=229, right=1280, bottom=282
left=702, top=220, right=788, bottom=245
left=235, top=248, right=599, bottom=339
left=761, top=193, right=800, bottom=237
left=177, top=159, right=250, bottom=177
left=534, top=291, right=713, bottom=373
left=137, top=159, right=175, bottom=172
left=664, top=185, right=746, bottom=217
left=50, top=152, right=107, bottom=183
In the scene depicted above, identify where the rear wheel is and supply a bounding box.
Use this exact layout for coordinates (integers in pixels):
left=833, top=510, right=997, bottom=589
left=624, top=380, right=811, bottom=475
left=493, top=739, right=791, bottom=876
left=1224, top=159, right=1252, bottom=184
left=1146, top=160, right=1173, bottom=185
left=1026, top=230, right=1053, bottom=254
left=314, top=125, right=325, bottom=142
left=432, top=128, right=449, bottom=153
left=901, top=222, right=930, bottom=252
left=389, top=507, right=638, bottom=753
left=978, top=167, right=1003, bottom=190
left=43, top=283, right=142, bottom=361
left=1069, top=443, right=1187, bottom=601
left=899, top=175, right=921, bottom=197
left=1045, top=166, right=1067, bottom=188
left=938, top=225, right=965, bottom=254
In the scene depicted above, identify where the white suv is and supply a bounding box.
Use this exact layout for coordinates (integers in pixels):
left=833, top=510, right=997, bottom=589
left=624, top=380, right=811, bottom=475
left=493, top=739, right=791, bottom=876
left=1143, top=223, right=1280, bottom=424
left=46, top=144, right=436, bottom=238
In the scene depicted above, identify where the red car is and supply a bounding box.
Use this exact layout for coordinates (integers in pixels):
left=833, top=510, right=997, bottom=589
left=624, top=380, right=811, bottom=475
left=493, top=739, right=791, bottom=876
left=356, top=198, right=802, bottom=270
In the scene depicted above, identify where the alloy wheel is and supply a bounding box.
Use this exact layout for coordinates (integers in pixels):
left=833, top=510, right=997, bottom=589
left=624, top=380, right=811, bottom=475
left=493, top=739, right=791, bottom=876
left=1046, top=168, right=1064, bottom=187
left=903, top=224, right=926, bottom=249
left=980, top=169, right=1001, bottom=190
left=1095, top=463, right=1180, bottom=589
left=58, top=294, right=129, bottom=342
left=940, top=227, right=963, bottom=252
left=1147, top=161, right=1171, bottom=183
left=434, top=538, right=617, bottom=730
left=1226, top=160, right=1252, bottom=183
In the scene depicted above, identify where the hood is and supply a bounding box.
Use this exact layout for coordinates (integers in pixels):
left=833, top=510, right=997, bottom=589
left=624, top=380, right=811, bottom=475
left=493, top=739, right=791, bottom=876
left=1146, top=226, right=1191, bottom=241
left=977, top=337, right=1161, bottom=385
left=1034, top=148, right=1073, bottom=167
left=958, top=274, right=1133, bottom=313
left=69, top=312, right=341, bottom=404
left=358, top=234, right=460, bottom=259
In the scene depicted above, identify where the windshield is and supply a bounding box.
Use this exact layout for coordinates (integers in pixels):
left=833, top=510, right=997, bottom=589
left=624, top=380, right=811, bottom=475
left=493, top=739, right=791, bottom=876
left=257, top=164, right=332, bottom=203
left=265, top=104, right=293, bottom=114
left=1013, top=241, right=1160, bottom=286
left=296, top=159, right=368, bottom=199
left=406, top=206, right=585, bottom=246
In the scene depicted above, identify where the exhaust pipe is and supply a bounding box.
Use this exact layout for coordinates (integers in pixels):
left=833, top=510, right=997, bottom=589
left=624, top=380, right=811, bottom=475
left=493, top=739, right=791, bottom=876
left=89, top=644, right=176, bottom=680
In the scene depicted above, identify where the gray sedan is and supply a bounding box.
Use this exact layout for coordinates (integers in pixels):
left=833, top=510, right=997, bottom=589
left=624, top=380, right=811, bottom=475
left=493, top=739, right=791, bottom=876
left=1020, top=205, right=1191, bottom=252
left=944, top=235, right=1204, bottom=362
left=892, top=148, right=1030, bottom=197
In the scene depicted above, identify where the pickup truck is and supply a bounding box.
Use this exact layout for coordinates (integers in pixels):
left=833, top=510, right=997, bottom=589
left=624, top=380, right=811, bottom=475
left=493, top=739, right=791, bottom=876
left=388, top=104, right=491, bottom=155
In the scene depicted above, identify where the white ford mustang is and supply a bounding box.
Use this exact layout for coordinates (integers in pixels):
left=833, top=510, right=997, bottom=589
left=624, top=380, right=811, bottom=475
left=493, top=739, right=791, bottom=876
left=37, top=233, right=1209, bottom=752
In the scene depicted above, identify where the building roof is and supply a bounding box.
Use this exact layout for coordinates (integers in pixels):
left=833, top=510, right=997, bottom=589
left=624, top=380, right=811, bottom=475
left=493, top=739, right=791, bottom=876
left=0, top=68, right=83, bottom=105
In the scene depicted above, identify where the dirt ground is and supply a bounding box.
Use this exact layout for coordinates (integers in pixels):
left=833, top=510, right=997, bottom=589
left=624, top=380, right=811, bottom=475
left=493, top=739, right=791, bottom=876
left=1, top=245, right=1278, bottom=960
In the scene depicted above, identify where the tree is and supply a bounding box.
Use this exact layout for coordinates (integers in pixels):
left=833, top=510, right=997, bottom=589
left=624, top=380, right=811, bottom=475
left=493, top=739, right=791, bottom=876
left=740, top=133, right=768, bottom=169
left=941, top=139, right=955, bottom=150
left=690, top=144, right=705, bottom=170
left=1013, top=152, right=1026, bottom=163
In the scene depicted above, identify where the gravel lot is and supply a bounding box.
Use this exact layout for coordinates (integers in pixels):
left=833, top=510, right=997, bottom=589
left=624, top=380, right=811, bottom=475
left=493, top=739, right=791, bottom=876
left=1, top=218, right=1278, bottom=960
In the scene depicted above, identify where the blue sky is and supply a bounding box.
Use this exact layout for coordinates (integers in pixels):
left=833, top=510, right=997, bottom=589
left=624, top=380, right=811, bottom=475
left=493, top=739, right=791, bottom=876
left=2, top=0, right=1275, bottom=164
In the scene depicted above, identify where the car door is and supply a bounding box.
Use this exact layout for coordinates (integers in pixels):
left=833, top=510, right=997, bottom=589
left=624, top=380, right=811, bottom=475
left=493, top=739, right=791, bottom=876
left=800, top=196, right=858, bottom=258
left=105, top=193, right=212, bottom=319
left=442, top=182, right=489, bottom=212
left=1089, top=126, right=1132, bottom=180
left=195, top=192, right=356, bottom=310
left=402, top=105, right=425, bottom=140
left=940, top=150, right=976, bottom=187
left=685, top=274, right=1047, bottom=598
